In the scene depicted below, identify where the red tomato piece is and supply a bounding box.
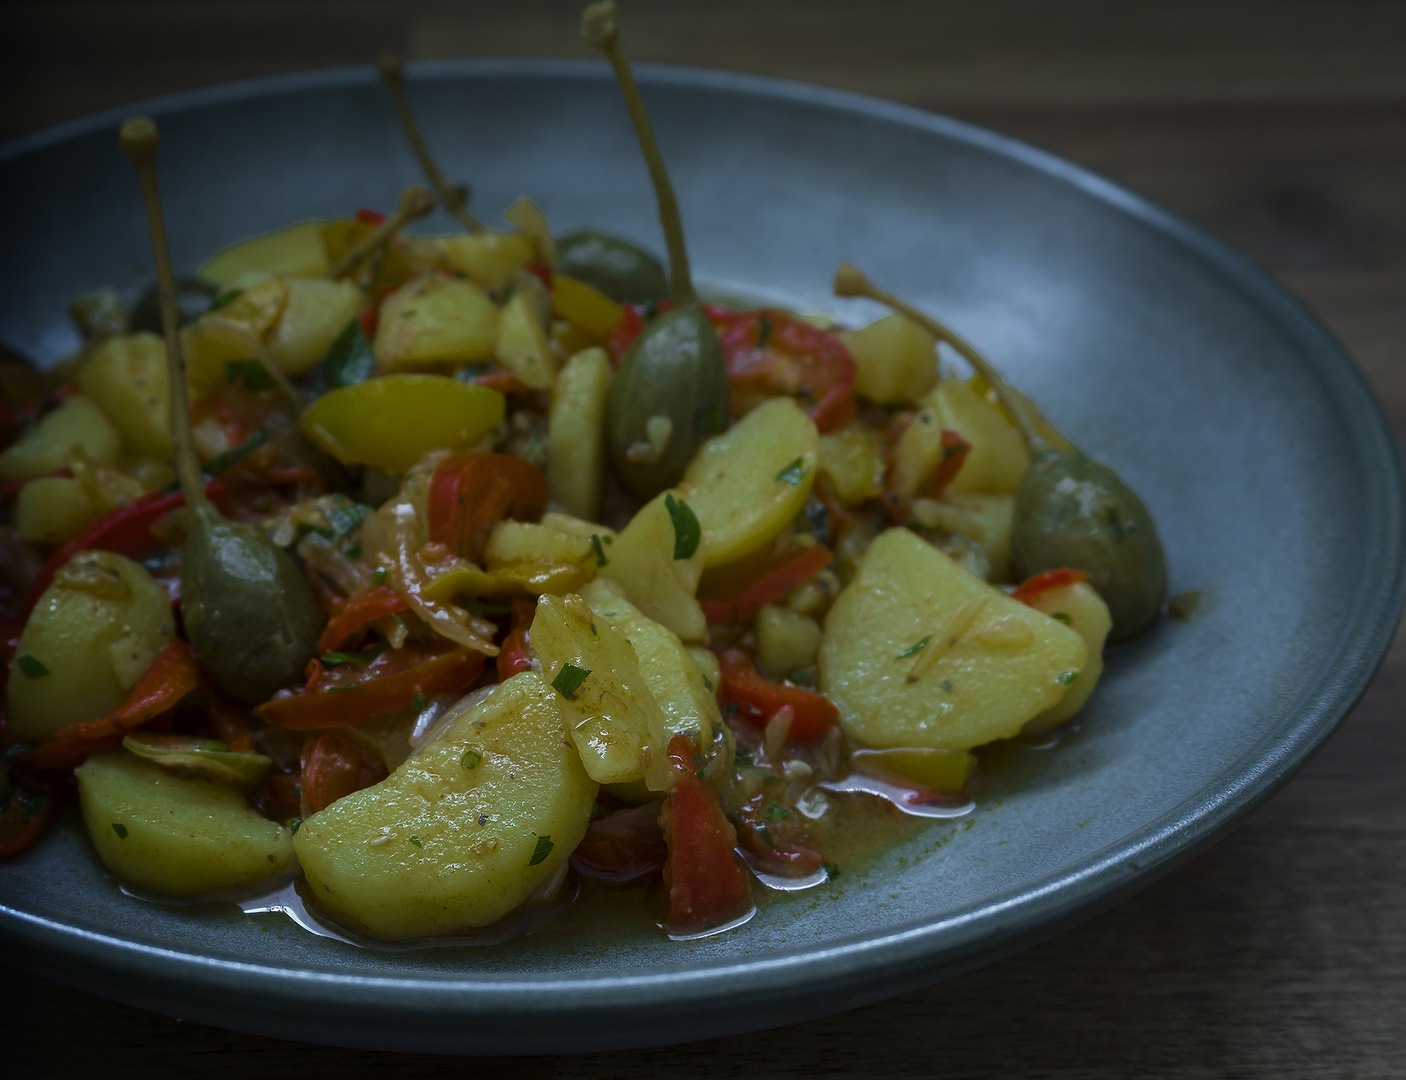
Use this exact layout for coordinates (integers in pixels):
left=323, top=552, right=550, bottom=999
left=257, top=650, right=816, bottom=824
left=317, top=586, right=409, bottom=654
left=299, top=731, right=387, bottom=816
left=495, top=599, right=537, bottom=681
left=698, top=544, right=833, bottom=625
left=660, top=734, right=751, bottom=934
left=925, top=429, right=972, bottom=498
left=1012, top=568, right=1090, bottom=605
left=426, top=452, right=549, bottom=564
left=714, top=647, right=839, bottom=744
left=571, top=801, right=669, bottom=883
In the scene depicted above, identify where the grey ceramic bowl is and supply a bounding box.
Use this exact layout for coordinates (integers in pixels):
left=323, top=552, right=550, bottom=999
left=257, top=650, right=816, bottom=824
left=0, top=61, right=1402, bottom=1054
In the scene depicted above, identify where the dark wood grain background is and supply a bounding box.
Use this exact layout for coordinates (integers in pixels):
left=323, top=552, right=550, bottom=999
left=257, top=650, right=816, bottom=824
left=3, top=2, right=1403, bottom=1076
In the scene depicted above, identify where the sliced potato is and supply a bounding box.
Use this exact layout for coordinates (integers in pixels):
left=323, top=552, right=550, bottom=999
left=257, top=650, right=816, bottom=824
left=76, top=750, right=294, bottom=896
left=680, top=396, right=819, bottom=568
left=198, top=221, right=329, bottom=288
left=78, top=333, right=172, bottom=461
left=581, top=579, right=719, bottom=750
left=374, top=274, right=498, bottom=371
left=268, top=278, right=362, bottom=376
left=211, top=275, right=288, bottom=338
left=480, top=521, right=596, bottom=596
left=6, top=551, right=176, bottom=743
left=819, top=528, right=1086, bottom=751
left=551, top=275, right=622, bottom=341
left=839, top=312, right=937, bottom=404
left=596, top=490, right=707, bottom=642
left=409, top=231, right=535, bottom=292
left=529, top=593, right=670, bottom=787
left=0, top=395, right=121, bottom=483
left=294, top=673, right=596, bottom=940
left=910, top=492, right=1016, bottom=583
left=494, top=292, right=558, bottom=389
left=16, top=476, right=101, bottom=546
left=755, top=603, right=822, bottom=678
left=915, top=379, right=1029, bottom=495
left=818, top=422, right=885, bottom=505
left=1021, top=581, right=1113, bottom=732
left=547, top=347, right=611, bottom=520
left=181, top=317, right=264, bottom=402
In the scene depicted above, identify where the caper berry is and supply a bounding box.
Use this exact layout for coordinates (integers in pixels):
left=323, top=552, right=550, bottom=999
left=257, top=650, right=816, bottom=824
left=557, top=230, right=667, bottom=304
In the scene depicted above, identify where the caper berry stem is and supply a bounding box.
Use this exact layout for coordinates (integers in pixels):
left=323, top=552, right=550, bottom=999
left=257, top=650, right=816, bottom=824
left=119, top=116, right=209, bottom=507
left=377, top=54, right=484, bottom=234
left=328, top=184, right=437, bottom=280
left=582, top=1, right=697, bottom=305
left=833, top=262, right=1048, bottom=452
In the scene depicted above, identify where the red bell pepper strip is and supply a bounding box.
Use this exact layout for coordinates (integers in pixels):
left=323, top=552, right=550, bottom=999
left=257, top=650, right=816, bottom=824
left=714, top=647, right=839, bottom=744
left=660, top=734, right=751, bottom=934
left=570, top=801, right=669, bottom=883
left=260, top=772, right=302, bottom=822
left=204, top=688, right=258, bottom=754
left=21, top=479, right=224, bottom=618
left=607, top=303, right=645, bottom=365
left=10, top=641, right=201, bottom=774
left=0, top=778, right=58, bottom=858
left=358, top=304, right=380, bottom=341
left=1012, top=568, right=1089, bottom=605
left=256, top=645, right=486, bottom=731
left=299, top=731, right=387, bottom=816
left=426, top=452, right=549, bottom=563
left=711, top=309, right=856, bottom=434
left=495, top=599, right=536, bottom=681
left=522, top=262, right=554, bottom=288
left=471, top=370, right=533, bottom=396
left=699, top=544, right=832, bottom=625
left=925, top=430, right=972, bottom=498
left=317, top=586, right=409, bottom=654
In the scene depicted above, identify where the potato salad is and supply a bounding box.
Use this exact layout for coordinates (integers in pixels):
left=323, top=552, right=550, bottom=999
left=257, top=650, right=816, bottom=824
left=0, top=2, right=1165, bottom=943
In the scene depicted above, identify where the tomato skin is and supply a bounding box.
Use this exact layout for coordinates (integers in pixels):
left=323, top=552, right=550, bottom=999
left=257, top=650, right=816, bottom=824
left=495, top=599, right=537, bottom=681
left=426, top=452, right=549, bottom=563
left=714, top=647, right=839, bottom=744
left=299, top=730, right=387, bottom=816
left=698, top=544, right=832, bottom=625
left=1012, top=568, right=1089, bottom=604
left=925, top=429, right=972, bottom=498
left=659, top=734, right=752, bottom=934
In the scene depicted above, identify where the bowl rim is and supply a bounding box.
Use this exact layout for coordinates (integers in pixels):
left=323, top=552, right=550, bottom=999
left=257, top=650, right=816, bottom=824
left=2, top=57, right=1403, bottom=1050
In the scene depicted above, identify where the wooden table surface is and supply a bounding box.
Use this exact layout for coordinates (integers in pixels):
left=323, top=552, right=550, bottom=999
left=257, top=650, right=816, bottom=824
left=4, top=3, right=1403, bottom=1076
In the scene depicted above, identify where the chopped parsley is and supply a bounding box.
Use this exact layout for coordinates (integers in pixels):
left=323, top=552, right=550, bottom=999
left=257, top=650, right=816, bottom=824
left=733, top=746, right=754, bottom=767
left=321, top=644, right=387, bottom=668
left=410, top=693, right=429, bottom=713
left=371, top=567, right=388, bottom=586
left=822, top=861, right=842, bottom=880
left=297, top=522, right=336, bottom=540
left=1051, top=612, right=1072, bottom=624
left=409, top=835, right=423, bottom=848
left=345, top=545, right=362, bottom=560
left=460, top=749, right=483, bottom=770
left=200, top=427, right=267, bottom=478
left=895, top=637, right=930, bottom=660
left=288, top=817, right=302, bottom=834
left=761, top=803, right=790, bottom=822
left=320, top=319, right=376, bottom=389
left=589, top=534, right=609, bottom=567
left=664, top=493, right=701, bottom=560
left=1058, top=670, right=1080, bottom=686
left=528, top=834, right=554, bottom=866
left=16, top=654, right=49, bottom=679
left=326, top=502, right=370, bottom=536
left=111, top=823, right=128, bottom=840
left=775, top=457, right=807, bottom=485
left=224, top=358, right=279, bottom=392
left=206, top=287, right=244, bottom=313
left=785, top=668, right=814, bottom=686
left=552, top=663, right=590, bottom=700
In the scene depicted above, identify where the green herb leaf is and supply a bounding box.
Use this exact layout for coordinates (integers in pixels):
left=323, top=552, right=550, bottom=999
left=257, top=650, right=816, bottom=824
left=289, top=817, right=302, bottom=834
left=345, top=545, right=362, bottom=560
left=371, top=567, right=388, bottom=586
left=225, top=358, right=279, bottom=392
left=410, top=693, right=429, bottom=713
left=297, top=522, right=336, bottom=540
left=111, top=823, right=128, bottom=840
left=320, top=319, right=376, bottom=389
left=326, top=502, right=371, bottom=536
left=321, top=644, right=388, bottom=668
left=528, top=834, right=554, bottom=866
left=775, top=458, right=808, bottom=485
left=460, top=749, right=482, bottom=770
left=200, top=427, right=267, bottom=478
left=16, top=788, right=47, bottom=825
left=733, top=746, right=753, bottom=767
left=664, top=492, right=701, bottom=560
left=1051, top=611, right=1072, bottom=624
left=762, top=802, right=790, bottom=822
left=701, top=674, right=713, bottom=692
left=206, top=287, right=244, bottom=313
left=1058, top=670, right=1080, bottom=686
left=409, top=835, right=423, bottom=848
left=785, top=667, right=814, bottom=686
left=695, top=402, right=726, bottom=434
left=895, top=637, right=930, bottom=660
left=16, top=654, right=49, bottom=679
left=589, top=534, right=608, bottom=567
left=552, top=663, right=590, bottom=700
left=822, top=860, right=842, bottom=880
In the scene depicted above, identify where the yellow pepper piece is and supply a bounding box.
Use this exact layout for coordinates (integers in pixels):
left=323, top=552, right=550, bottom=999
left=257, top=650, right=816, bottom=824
left=301, top=375, right=504, bottom=474
left=551, top=274, right=623, bottom=341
